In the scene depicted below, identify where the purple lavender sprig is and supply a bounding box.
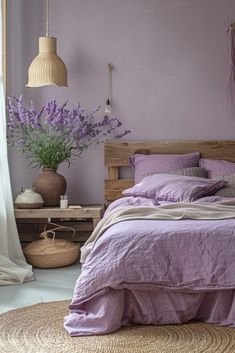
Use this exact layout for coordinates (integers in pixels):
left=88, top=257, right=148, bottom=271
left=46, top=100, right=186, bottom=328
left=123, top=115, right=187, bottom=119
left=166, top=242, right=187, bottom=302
left=7, top=96, right=130, bottom=170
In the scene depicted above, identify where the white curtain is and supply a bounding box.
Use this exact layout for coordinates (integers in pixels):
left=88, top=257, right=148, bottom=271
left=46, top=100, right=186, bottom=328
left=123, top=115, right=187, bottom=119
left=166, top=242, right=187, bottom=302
left=0, top=3, right=33, bottom=285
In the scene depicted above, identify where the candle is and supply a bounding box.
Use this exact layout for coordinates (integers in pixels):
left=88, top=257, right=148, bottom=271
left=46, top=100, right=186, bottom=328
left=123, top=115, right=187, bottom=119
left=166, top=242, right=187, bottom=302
left=60, top=195, right=68, bottom=209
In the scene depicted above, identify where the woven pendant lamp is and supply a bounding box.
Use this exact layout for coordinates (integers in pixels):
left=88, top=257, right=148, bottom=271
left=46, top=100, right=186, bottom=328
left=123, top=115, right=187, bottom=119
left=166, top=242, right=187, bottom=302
left=26, top=0, right=68, bottom=87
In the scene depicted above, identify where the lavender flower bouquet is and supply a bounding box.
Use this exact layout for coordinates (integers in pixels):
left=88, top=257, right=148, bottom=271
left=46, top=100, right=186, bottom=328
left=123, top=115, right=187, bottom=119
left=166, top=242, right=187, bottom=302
left=7, top=96, right=130, bottom=170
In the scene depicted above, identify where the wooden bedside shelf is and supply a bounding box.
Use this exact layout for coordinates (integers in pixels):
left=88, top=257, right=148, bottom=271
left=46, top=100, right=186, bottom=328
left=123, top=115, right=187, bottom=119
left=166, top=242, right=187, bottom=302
left=15, top=205, right=104, bottom=243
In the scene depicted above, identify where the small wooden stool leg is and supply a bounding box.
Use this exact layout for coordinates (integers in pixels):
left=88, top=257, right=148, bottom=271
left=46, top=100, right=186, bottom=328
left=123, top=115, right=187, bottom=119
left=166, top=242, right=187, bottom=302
left=93, top=218, right=100, bottom=228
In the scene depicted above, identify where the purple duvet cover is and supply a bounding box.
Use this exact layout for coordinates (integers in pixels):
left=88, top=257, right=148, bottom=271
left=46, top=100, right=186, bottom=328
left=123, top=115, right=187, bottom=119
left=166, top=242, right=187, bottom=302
left=64, top=197, right=235, bottom=336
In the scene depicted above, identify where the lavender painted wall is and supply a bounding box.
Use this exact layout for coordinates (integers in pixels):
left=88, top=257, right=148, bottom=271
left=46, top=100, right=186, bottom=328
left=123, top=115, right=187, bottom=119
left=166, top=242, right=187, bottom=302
left=7, top=0, right=235, bottom=204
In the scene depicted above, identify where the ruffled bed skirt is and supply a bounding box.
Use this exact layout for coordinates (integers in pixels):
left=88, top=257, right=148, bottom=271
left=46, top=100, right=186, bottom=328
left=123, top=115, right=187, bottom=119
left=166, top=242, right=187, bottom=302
left=64, top=288, right=235, bottom=336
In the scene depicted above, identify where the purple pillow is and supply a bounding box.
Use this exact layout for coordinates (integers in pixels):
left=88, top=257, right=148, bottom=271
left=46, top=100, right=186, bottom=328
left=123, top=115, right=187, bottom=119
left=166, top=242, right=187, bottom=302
left=122, top=174, right=226, bottom=202
left=199, top=158, right=235, bottom=178
left=130, top=152, right=200, bottom=183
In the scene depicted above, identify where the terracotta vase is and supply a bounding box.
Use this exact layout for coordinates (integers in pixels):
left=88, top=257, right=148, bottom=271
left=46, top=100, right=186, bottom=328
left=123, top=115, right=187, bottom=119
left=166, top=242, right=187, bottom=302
left=32, top=168, right=67, bottom=206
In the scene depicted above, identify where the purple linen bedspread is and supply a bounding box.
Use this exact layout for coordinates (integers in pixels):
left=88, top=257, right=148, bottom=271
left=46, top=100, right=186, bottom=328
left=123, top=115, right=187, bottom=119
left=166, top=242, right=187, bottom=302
left=64, top=198, right=235, bottom=336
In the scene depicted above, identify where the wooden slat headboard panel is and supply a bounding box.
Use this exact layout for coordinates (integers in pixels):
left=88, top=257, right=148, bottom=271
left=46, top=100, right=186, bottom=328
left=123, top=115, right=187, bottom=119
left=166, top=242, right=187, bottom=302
left=104, top=140, right=235, bottom=204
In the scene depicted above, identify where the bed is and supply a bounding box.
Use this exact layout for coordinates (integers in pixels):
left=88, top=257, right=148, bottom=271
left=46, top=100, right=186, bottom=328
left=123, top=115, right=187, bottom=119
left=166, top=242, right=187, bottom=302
left=64, top=140, right=235, bottom=336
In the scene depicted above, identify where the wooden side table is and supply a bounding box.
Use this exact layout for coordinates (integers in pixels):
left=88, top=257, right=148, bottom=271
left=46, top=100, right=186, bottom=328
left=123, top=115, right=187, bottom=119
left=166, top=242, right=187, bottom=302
left=14, top=205, right=104, bottom=243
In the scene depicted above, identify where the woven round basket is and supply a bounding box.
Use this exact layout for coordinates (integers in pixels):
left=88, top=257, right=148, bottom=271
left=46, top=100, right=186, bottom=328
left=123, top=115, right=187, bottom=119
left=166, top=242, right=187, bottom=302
left=23, top=225, right=79, bottom=268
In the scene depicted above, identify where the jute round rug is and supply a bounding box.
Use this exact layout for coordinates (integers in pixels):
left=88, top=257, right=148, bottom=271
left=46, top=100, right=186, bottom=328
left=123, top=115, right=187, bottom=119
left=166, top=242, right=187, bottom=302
left=0, top=300, right=235, bottom=353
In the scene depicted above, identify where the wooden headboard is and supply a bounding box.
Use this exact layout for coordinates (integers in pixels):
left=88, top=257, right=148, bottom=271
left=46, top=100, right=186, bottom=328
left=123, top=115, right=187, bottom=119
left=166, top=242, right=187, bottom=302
left=104, top=140, right=235, bottom=205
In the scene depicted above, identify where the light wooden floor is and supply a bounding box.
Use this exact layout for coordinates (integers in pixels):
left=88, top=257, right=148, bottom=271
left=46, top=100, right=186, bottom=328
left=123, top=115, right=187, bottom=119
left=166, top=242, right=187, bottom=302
left=0, top=262, right=81, bottom=314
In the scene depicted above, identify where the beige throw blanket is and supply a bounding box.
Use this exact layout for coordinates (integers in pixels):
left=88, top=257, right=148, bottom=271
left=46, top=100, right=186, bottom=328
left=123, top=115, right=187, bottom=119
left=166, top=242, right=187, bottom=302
left=80, top=202, right=235, bottom=263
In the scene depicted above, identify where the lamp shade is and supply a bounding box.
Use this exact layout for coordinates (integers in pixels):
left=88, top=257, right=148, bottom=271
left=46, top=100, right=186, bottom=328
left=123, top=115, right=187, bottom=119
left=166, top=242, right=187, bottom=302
left=27, top=36, right=68, bottom=87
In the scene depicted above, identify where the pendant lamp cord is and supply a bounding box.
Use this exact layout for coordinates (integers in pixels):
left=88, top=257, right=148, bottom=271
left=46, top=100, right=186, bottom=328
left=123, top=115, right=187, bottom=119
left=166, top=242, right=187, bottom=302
left=106, top=64, right=112, bottom=103
left=46, top=0, right=49, bottom=36
left=226, top=22, right=235, bottom=119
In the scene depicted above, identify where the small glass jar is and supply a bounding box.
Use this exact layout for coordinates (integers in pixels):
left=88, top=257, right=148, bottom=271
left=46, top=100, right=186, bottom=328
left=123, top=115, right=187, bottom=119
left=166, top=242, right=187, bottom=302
left=60, top=195, right=68, bottom=209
